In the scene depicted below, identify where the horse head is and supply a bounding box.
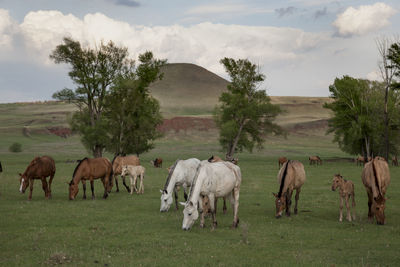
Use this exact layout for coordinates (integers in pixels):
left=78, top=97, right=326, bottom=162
left=207, top=155, right=214, bottom=163
left=159, top=189, right=173, bottom=212
left=68, top=180, right=79, bottom=200
left=121, top=165, right=129, bottom=177
left=372, top=194, right=387, bottom=225
left=18, top=173, right=29, bottom=193
left=272, top=192, right=286, bottom=218
left=181, top=201, right=199, bottom=230
left=331, top=174, right=342, bottom=191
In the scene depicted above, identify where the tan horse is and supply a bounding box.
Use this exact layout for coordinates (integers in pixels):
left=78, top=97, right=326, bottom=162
left=309, top=156, right=322, bottom=165
left=391, top=156, right=398, bottom=166
left=68, top=157, right=113, bottom=200
left=278, top=157, right=287, bottom=169
left=19, top=156, right=55, bottom=200
left=273, top=160, right=306, bottom=218
left=355, top=156, right=365, bottom=166
left=331, top=174, right=356, bottom=222
left=361, top=157, right=390, bottom=225
left=111, top=155, right=140, bottom=192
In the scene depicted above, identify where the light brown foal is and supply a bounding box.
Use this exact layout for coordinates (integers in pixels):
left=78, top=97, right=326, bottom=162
left=331, top=174, right=356, bottom=222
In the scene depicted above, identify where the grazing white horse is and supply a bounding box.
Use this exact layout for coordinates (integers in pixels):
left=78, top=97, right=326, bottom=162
left=181, top=161, right=241, bottom=230
left=159, top=158, right=200, bottom=212
left=121, top=165, right=145, bottom=194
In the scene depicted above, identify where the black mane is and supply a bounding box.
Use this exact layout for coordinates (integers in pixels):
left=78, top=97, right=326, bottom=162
left=278, top=160, right=290, bottom=198
left=71, top=157, right=88, bottom=183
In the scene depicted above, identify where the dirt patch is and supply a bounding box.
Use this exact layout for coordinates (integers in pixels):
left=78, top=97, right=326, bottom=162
left=287, top=119, right=328, bottom=133
left=158, top=117, right=216, bottom=133
left=45, top=252, right=72, bottom=265
left=47, top=127, right=72, bottom=138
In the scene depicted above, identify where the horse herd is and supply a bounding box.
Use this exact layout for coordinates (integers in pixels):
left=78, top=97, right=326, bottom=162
left=14, top=153, right=390, bottom=230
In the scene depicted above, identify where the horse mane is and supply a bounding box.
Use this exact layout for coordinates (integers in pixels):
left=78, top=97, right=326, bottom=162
left=111, top=154, right=120, bottom=165
left=71, top=157, right=88, bottom=183
left=371, top=158, right=382, bottom=196
left=278, top=160, right=290, bottom=198
left=188, top=162, right=203, bottom=201
left=163, top=159, right=180, bottom=192
left=207, top=155, right=214, bottom=162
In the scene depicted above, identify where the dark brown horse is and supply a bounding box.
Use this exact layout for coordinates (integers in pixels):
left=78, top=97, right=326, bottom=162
left=151, top=158, right=163, bottom=168
left=19, top=156, right=55, bottom=200
left=273, top=160, right=306, bottom=218
left=361, top=157, right=390, bottom=225
left=68, top=157, right=113, bottom=200
left=111, top=155, right=140, bottom=192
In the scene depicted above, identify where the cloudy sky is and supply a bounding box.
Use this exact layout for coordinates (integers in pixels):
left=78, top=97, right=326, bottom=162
left=0, top=0, right=399, bottom=103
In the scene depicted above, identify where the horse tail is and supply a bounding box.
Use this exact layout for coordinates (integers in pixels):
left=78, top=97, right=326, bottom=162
left=278, top=160, right=290, bottom=198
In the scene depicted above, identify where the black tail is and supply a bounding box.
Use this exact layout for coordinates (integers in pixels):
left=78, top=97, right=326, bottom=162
left=278, top=160, right=290, bottom=197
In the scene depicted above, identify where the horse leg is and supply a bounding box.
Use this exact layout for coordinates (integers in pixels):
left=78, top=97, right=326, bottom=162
left=183, top=184, right=188, bottom=201
left=174, top=188, right=179, bottom=211
left=41, top=178, right=49, bottom=199
left=367, top=190, right=373, bottom=222
left=199, top=195, right=205, bottom=228
left=133, top=175, right=139, bottom=194
left=286, top=190, right=293, bottom=217
left=223, top=196, right=227, bottom=214
left=232, top=187, right=240, bottom=228
left=352, top=192, right=356, bottom=220
left=140, top=175, right=144, bottom=194
left=82, top=180, right=87, bottom=199
left=28, top=179, right=34, bottom=201
left=339, top=195, right=344, bottom=222
left=122, top=176, right=131, bottom=193
left=208, top=194, right=217, bottom=229
left=345, top=195, right=351, bottom=222
left=294, top=188, right=300, bottom=215
left=114, top=175, right=119, bottom=192
left=90, top=180, right=96, bottom=200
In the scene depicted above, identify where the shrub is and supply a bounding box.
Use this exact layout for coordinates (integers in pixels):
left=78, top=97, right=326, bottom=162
left=9, top=142, right=22, bottom=152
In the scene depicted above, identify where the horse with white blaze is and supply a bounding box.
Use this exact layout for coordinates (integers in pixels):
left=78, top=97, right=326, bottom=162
left=181, top=161, right=241, bottom=230
left=160, top=158, right=200, bottom=212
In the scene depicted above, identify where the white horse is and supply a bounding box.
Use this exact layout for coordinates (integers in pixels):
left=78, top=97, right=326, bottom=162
left=159, top=158, right=200, bottom=212
left=181, top=161, right=241, bottom=230
left=121, top=165, right=145, bottom=194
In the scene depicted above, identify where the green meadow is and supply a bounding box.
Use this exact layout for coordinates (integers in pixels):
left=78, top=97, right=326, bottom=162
left=0, top=100, right=399, bottom=266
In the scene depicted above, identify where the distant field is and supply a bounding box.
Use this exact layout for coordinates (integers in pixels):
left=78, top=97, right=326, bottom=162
left=1, top=96, right=400, bottom=266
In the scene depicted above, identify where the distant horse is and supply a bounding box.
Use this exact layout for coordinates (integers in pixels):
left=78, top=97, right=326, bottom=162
left=273, top=160, right=306, bottom=218
left=19, top=156, right=55, bottom=200
left=361, top=157, right=390, bottom=225
left=391, top=156, right=398, bottom=166
left=181, top=161, right=241, bottom=230
left=151, top=158, right=163, bottom=168
left=355, top=156, right=365, bottom=166
left=331, top=174, right=356, bottom=222
left=278, top=157, right=287, bottom=169
left=309, top=156, right=322, bottom=165
left=121, top=165, right=146, bottom=194
left=112, top=155, right=140, bottom=192
left=160, top=158, right=200, bottom=212
left=68, top=157, right=113, bottom=200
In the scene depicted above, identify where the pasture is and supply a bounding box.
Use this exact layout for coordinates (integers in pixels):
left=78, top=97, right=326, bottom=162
left=0, top=101, right=399, bottom=266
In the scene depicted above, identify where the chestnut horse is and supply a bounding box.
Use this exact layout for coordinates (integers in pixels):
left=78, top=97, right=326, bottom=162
left=19, top=156, right=55, bottom=200
left=111, top=155, right=140, bottom=192
left=278, top=157, right=287, bottom=169
left=309, top=156, right=322, bottom=165
left=273, top=160, right=306, bottom=218
left=361, top=157, right=390, bottom=225
left=68, top=157, right=113, bottom=200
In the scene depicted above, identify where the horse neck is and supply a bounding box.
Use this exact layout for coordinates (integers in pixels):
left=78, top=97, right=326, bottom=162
left=72, top=169, right=83, bottom=185
left=166, top=175, right=178, bottom=197
left=188, top=173, right=205, bottom=205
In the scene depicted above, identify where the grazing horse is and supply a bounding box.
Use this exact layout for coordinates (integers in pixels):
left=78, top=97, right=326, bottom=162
left=160, top=158, right=200, bottom=212
left=356, top=156, right=365, bottom=166
left=121, top=165, right=146, bottom=194
left=309, top=156, right=322, bottom=165
left=361, top=157, right=390, bottom=225
left=273, top=160, right=306, bottom=218
left=19, top=156, right=55, bottom=200
left=151, top=158, right=163, bottom=168
left=181, top=161, right=241, bottom=230
left=278, top=157, right=288, bottom=169
left=112, top=155, right=140, bottom=192
left=68, top=157, right=113, bottom=200
left=391, top=156, right=398, bottom=166
left=331, top=174, right=356, bottom=222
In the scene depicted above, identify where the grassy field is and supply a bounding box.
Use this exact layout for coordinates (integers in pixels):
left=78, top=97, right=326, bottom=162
left=0, top=100, right=399, bottom=266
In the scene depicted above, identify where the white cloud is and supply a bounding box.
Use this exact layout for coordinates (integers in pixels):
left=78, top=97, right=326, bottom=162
left=0, top=9, right=18, bottom=49
left=186, top=3, right=273, bottom=16
left=333, top=2, right=396, bottom=37
left=366, top=70, right=382, bottom=81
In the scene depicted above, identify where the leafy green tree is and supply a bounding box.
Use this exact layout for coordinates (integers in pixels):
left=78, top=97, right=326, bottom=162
left=324, top=76, right=400, bottom=158
left=214, top=58, right=283, bottom=160
left=104, top=52, right=165, bottom=156
left=50, top=37, right=135, bottom=157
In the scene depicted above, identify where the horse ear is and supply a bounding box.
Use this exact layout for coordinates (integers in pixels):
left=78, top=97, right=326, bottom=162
left=189, top=201, right=194, bottom=206
left=18, top=173, right=22, bottom=177
left=272, top=192, right=277, bottom=197
left=159, top=189, right=163, bottom=193
left=179, top=202, right=186, bottom=206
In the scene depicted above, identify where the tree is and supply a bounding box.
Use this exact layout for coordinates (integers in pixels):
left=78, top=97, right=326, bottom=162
left=104, top=52, right=166, bottom=156
left=324, top=76, right=400, bottom=158
left=50, top=37, right=135, bottom=157
left=214, top=58, right=283, bottom=160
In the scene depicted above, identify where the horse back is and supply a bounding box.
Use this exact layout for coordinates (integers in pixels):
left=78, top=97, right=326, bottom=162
left=362, top=158, right=390, bottom=196
left=278, top=160, right=305, bottom=190
left=24, top=156, right=55, bottom=178
left=113, top=155, right=140, bottom=174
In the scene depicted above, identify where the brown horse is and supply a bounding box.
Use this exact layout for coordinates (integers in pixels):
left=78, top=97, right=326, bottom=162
left=361, top=157, right=390, bottom=225
left=355, top=156, right=365, bottom=166
left=278, top=157, right=287, bottom=169
left=68, top=157, right=113, bottom=200
left=309, top=156, right=322, bottom=165
left=331, top=174, right=356, bottom=222
left=151, top=158, right=163, bottom=168
left=111, top=155, right=140, bottom=192
left=273, top=160, right=306, bottom=218
left=19, top=156, right=55, bottom=200
left=391, top=156, right=398, bottom=166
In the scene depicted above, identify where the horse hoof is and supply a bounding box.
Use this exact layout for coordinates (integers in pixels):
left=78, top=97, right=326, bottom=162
left=294, top=209, right=298, bottom=215
left=116, top=189, right=119, bottom=193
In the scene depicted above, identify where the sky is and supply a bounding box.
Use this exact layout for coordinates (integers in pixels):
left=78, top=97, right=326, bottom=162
left=0, top=0, right=399, bottom=103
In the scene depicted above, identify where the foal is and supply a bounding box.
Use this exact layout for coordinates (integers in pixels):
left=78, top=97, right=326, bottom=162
left=121, top=165, right=146, bottom=194
left=331, top=174, right=356, bottom=222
